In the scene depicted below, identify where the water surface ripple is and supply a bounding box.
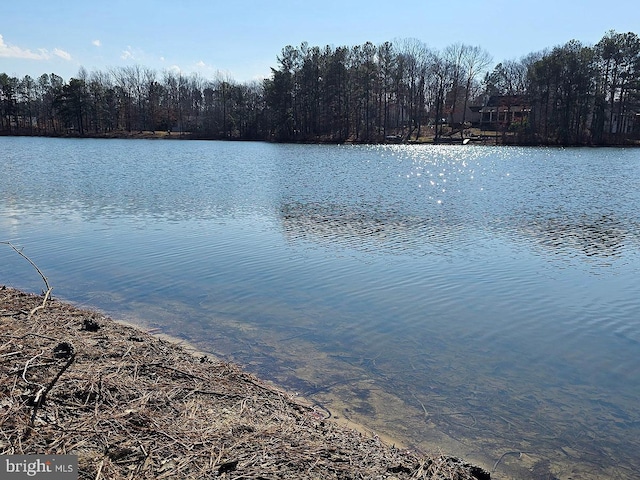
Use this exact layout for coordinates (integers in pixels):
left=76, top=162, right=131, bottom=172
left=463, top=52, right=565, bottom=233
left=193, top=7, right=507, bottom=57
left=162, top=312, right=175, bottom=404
left=2, top=138, right=640, bottom=479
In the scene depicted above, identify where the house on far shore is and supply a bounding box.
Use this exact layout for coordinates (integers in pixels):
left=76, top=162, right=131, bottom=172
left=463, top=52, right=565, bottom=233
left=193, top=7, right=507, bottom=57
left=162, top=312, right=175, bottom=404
left=477, top=95, right=531, bottom=130
left=448, top=105, right=481, bottom=126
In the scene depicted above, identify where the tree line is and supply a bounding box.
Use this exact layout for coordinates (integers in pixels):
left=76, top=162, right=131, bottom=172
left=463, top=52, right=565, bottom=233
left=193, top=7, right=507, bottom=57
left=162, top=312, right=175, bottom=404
left=1, top=30, right=639, bottom=145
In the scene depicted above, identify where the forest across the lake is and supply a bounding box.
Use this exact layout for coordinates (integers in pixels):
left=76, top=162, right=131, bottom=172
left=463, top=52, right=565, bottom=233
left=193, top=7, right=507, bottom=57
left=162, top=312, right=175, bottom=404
left=1, top=30, right=639, bottom=146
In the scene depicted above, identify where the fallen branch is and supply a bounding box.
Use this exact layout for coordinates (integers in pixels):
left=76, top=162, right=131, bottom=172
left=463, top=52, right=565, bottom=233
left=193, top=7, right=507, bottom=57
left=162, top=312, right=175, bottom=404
left=1, top=241, right=53, bottom=317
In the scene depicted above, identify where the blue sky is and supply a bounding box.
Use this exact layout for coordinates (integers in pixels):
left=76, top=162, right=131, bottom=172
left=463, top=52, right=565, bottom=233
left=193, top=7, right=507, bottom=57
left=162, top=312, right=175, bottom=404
left=1, top=0, right=639, bottom=82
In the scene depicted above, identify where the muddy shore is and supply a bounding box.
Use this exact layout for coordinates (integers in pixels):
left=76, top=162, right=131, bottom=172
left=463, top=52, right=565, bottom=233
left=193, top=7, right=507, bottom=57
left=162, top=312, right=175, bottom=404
left=1, top=286, right=490, bottom=479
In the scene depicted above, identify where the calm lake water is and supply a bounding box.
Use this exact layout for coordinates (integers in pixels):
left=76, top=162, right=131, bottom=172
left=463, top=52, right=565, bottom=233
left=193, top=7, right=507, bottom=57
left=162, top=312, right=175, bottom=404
left=2, top=137, right=639, bottom=479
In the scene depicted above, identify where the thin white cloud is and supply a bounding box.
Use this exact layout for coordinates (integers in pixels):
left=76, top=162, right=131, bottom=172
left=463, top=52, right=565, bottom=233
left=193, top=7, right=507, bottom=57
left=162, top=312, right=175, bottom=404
left=168, top=65, right=181, bottom=74
left=0, top=34, right=48, bottom=60
left=121, top=46, right=134, bottom=60
left=196, top=60, right=206, bottom=68
left=92, top=39, right=102, bottom=47
left=0, top=34, right=72, bottom=62
left=53, top=48, right=72, bottom=61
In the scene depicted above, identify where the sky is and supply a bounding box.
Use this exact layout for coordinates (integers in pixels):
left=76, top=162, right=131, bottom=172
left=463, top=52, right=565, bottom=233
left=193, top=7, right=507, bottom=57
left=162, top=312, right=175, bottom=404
left=1, top=0, right=639, bottom=83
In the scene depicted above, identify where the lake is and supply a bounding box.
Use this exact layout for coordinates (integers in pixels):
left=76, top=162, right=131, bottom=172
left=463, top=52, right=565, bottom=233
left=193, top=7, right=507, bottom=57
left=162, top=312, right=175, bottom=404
left=2, top=137, right=639, bottom=479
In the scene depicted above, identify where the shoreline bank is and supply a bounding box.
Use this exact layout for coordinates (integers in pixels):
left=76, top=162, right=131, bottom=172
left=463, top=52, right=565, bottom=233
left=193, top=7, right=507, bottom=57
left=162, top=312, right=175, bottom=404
left=1, top=286, right=489, bottom=479
left=2, top=130, right=639, bottom=147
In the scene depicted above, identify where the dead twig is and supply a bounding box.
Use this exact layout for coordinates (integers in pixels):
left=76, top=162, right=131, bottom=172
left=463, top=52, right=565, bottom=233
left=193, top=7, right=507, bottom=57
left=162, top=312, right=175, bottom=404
left=22, top=349, right=46, bottom=385
left=2, top=241, right=53, bottom=317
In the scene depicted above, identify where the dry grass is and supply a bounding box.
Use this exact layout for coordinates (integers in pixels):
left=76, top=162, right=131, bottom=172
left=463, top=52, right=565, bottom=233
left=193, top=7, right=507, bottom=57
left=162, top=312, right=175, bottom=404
left=1, top=286, right=489, bottom=479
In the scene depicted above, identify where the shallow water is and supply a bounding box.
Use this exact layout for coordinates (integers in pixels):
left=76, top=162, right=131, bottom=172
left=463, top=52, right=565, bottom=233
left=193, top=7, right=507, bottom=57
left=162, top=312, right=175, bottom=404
left=2, top=137, right=639, bottom=478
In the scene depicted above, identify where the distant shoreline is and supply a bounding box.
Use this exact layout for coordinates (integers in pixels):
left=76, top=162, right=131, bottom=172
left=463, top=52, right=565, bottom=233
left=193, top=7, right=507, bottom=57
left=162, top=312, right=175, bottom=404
left=2, top=130, right=639, bottom=147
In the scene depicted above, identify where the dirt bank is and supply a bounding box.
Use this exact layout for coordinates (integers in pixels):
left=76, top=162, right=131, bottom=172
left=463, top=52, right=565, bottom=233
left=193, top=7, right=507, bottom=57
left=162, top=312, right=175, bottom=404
left=0, top=286, right=490, bottom=479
